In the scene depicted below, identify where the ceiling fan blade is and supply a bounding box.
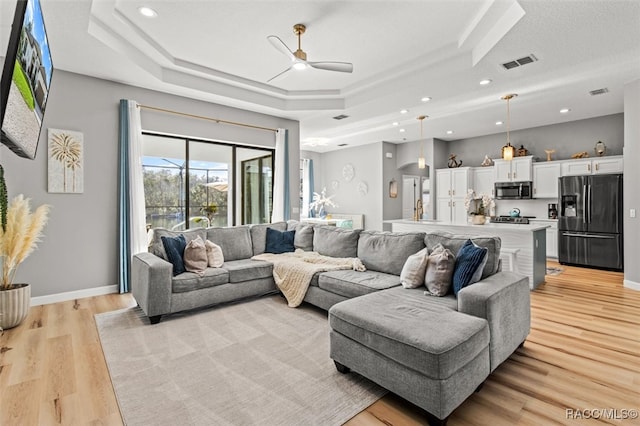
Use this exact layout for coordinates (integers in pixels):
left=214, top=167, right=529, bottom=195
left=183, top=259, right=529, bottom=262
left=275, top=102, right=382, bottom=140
left=267, top=35, right=296, bottom=61
left=267, top=66, right=293, bottom=83
left=308, top=61, right=353, bottom=73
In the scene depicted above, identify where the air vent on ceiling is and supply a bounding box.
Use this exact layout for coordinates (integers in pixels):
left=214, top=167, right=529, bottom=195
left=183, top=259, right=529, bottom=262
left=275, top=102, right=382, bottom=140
left=501, top=54, right=538, bottom=70
left=589, top=88, right=609, bottom=96
left=337, top=143, right=348, bottom=147
left=333, top=114, right=349, bottom=120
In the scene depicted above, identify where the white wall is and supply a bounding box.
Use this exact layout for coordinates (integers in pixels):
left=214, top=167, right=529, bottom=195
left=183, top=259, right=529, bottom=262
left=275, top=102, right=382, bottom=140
left=317, top=143, right=383, bottom=230
left=623, top=80, right=640, bottom=289
left=0, top=70, right=299, bottom=297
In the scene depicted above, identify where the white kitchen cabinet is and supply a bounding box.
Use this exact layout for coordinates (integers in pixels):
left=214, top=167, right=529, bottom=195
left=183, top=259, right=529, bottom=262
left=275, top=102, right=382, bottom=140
left=529, top=219, right=558, bottom=258
left=436, top=168, right=472, bottom=223
left=532, top=162, right=561, bottom=198
left=493, top=156, right=532, bottom=182
left=560, top=155, right=623, bottom=176
left=472, top=167, right=494, bottom=197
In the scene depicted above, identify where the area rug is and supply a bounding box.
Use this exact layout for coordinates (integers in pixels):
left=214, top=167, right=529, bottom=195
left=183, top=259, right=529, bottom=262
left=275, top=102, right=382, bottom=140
left=95, top=296, right=386, bottom=426
left=546, top=266, right=564, bottom=276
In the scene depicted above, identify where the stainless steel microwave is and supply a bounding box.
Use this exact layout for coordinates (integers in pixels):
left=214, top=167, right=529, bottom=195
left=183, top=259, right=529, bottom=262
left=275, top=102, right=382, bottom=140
left=495, top=181, right=533, bottom=200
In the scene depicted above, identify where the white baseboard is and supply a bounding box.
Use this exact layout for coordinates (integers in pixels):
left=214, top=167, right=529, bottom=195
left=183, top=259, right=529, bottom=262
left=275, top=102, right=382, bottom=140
left=31, top=285, right=119, bottom=306
left=623, top=279, right=640, bottom=291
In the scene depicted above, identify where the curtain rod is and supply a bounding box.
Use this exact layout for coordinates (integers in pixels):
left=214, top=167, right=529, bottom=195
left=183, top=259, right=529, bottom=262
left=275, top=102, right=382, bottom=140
left=137, top=104, right=278, bottom=133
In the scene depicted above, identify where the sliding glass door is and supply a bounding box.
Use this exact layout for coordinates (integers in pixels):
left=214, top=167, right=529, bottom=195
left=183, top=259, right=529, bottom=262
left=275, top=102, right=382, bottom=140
left=240, top=150, right=273, bottom=225
left=142, top=134, right=273, bottom=230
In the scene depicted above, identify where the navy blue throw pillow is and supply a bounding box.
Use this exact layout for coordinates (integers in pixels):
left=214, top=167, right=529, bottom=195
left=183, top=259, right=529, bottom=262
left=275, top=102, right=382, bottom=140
left=452, top=239, right=488, bottom=296
left=161, top=234, right=187, bottom=276
left=265, top=227, right=296, bottom=254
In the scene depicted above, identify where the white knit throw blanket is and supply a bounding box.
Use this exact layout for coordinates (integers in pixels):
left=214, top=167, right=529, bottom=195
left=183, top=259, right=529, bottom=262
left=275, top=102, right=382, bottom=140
left=252, top=250, right=366, bottom=307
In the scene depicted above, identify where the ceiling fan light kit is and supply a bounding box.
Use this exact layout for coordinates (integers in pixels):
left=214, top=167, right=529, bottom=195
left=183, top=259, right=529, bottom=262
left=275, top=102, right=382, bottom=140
left=267, top=24, right=354, bottom=82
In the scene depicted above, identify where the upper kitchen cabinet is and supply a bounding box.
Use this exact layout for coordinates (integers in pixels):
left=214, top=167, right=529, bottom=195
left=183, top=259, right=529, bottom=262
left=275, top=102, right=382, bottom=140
left=493, top=156, right=533, bottom=182
left=472, top=167, right=494, bottom=196
left=533, top=162, right=561, bottom=198
left=436, top=167, right=472, bottom=199
left=560, top=155, right=623, bottom=176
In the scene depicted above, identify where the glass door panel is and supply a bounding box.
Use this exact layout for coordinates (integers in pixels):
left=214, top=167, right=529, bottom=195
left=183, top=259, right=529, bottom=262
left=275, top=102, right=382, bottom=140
left=188, top=142, right=232, bottom=228
left=238, top=148, right=273, bottom=225
left=141, top=135, right=187, bottom=230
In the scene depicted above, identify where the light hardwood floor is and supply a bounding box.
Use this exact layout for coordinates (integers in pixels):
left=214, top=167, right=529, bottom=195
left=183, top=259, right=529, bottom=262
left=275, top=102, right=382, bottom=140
left=1, top=262, right=638, bottom=425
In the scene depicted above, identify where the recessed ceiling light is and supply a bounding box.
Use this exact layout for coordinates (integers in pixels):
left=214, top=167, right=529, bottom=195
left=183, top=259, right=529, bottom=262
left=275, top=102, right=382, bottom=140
left=446, top=130, right=454, bottom=135
left=400, top=109, right=408, bottom=114
left=392, top=122, right=399, bottom=126
left=138, top=6, right=158, bottom=17
left=399, top=128, right=406, bottom=133
left=495, top=121, right=503, bottom=125
left=421, top=97, right=432, bottom=102
left=479, top=79, right=492, bottom=85
left=560, top=108, right=571, bottom=114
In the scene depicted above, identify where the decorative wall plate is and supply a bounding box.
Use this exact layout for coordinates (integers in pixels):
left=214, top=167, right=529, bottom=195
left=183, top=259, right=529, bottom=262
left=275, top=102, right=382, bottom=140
left=331, top=179, right=340, bottom=190
left=342, top=163, right=355, bottom=182
left=357, top=181, right=368, bottom=196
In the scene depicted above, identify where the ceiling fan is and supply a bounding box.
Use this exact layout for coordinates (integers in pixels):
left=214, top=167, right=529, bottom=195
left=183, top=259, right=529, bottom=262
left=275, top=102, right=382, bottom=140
left=266, top=24, right=353, bottom=82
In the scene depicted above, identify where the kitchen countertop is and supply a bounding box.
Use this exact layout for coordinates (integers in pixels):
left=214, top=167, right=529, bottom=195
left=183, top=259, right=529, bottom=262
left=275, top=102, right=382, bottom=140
left=385, top=219, right=550, bottom=232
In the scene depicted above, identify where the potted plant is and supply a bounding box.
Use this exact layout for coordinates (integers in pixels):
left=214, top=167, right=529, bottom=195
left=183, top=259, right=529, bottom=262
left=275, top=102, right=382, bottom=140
left=0, top=165, right=50, bottom=330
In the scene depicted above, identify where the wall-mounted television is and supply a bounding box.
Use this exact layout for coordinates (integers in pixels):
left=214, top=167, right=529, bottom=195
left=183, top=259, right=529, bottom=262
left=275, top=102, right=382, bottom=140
left=0, top=0, right=53, bottom=159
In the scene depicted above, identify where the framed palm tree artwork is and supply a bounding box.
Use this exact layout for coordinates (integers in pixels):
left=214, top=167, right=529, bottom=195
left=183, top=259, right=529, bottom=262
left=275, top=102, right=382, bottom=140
left=47, top=128, right=83, bottom=193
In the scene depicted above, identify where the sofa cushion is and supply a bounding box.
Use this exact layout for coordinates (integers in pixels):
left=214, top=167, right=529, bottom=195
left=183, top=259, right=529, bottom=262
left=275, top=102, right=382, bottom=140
left=452, top=240, right=488, bottom=296
left=425, top=231, right=500, bottom=279
left=400, top=248, right=428, bottom=289
left=313, top=226, right=361, bottom=258
left=287, top=222, right=315, bottom=251
left=183, top=236, right=208, bottom=275
left=265, top=228, right=296, bottom=254
left=424, top=244, right=456, bottom=297
left=205, top=240, right=224, bottom=267
left=172, top=267, right=229, bottom=293
left=222, top=259, right=273, bottom=283
left=318, top=270, right=401, bottom=299
left=150, top=227, right=206, bottom=260
left=329, top=287, right=489, bottom=379
left=161, top=234, right=187, bottom=276
left=357, top=231, right=426, bottom=276
left=207, top=226, right=253, bottom=261
left=250, top=222, right=287, bottom=256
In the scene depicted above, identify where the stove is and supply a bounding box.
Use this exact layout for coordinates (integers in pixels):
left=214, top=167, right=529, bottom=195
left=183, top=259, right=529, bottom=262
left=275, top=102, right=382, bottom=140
left=490, top=216, right=535, bottom=224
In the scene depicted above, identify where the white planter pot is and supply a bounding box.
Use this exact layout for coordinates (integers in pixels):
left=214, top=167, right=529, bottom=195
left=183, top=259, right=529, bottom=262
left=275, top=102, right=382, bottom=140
left=0, top=283, right=31, bottom=330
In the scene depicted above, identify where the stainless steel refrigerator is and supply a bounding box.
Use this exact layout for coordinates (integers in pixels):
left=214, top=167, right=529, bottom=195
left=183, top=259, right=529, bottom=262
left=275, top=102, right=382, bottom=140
left=558, top=173, right=623, bottom=271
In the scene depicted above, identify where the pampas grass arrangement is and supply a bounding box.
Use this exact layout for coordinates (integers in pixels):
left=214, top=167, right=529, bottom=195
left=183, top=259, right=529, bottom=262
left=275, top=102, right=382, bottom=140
left=0, top=195, right=50, bottom=290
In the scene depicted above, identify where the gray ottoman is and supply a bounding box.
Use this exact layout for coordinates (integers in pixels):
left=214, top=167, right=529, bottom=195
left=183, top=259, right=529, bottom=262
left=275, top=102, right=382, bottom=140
left=329, top=288, right=490, bottom=425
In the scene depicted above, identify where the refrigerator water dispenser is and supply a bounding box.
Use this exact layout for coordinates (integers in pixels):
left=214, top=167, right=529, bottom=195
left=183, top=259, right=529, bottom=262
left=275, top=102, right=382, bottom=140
left=561, top=195, right=577, bottom=217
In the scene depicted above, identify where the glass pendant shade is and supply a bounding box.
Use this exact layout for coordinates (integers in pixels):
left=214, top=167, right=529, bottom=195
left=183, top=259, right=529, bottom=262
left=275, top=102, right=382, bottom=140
left=501, top=94, right=517, bottom=160
left=417, top=115, right=427, bottom=169
left=389, top=178, right=398, bottom=198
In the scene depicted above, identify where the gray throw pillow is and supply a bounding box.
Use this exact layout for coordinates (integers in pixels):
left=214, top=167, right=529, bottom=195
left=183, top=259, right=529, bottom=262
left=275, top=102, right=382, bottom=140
left=424, top=244, right=456, bottom=296
left=313, top=226, right=361, bottom=258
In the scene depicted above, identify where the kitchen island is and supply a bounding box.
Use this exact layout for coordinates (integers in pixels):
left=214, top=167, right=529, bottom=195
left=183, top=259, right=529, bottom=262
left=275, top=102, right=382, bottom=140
left=386, top=219, right=549, bottom=289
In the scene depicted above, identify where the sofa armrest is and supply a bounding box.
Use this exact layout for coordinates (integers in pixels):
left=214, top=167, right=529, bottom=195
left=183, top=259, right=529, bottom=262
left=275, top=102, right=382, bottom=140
left=457, top=271, right=530, bottom=372
left=132, top=252, right=173, bottom=318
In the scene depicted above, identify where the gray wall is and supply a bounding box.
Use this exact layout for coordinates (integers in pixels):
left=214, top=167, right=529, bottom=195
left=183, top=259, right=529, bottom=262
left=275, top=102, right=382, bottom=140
left=317, top=143, right=383, bottom=230
left=447, top=114, right=624, bottom=166
left=382, top=142, right=402, bottom=230
left=623, top=80, right=640, bottom=288
left=0, top=70, right=299, bottom=297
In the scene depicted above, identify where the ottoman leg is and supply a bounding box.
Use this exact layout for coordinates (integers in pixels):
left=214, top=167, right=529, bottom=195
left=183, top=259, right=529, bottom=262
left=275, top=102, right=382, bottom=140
left=149, top=315, right=162, bottom=325
left=475, top=382, right=485, bottom=393
left=334, top=361, right=351, bottom=374
left=426, top=412, right=448, bottom=426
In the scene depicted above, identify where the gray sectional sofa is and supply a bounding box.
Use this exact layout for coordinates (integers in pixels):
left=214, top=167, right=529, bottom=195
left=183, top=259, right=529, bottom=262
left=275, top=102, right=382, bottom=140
left=131, top=221, right=530, bottom=425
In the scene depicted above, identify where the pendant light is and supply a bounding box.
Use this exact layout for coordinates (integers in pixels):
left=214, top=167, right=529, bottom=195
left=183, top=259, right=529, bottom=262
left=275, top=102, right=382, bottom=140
left=501, top=94, right=517, bottom=160
left=417, top=115, right=427, bottom=169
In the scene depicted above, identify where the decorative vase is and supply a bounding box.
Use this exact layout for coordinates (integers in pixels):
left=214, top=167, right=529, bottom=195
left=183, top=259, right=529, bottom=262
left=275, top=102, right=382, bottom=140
left=0, top=283, right=31, bottom=330
left=319, top=206, right=327, bottom=219
left=472, top=215, right=486, bottom=225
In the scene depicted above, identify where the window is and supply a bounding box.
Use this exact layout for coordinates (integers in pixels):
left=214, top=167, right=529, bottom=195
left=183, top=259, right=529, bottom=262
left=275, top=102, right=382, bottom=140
left=141, top=133, right=274, bottom=230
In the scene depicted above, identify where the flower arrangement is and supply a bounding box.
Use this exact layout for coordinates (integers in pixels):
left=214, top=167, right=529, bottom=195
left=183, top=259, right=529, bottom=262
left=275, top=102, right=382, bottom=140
left=464, top=190, right=494, bottom=217
left=309, top=187, right=338, bottom=217
left=0, top=194, right=50, bottom=289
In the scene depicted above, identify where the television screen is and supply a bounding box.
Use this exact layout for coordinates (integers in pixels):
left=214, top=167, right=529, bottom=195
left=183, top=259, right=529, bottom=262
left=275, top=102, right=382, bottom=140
left=0, top=0, right=53, bottom=159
